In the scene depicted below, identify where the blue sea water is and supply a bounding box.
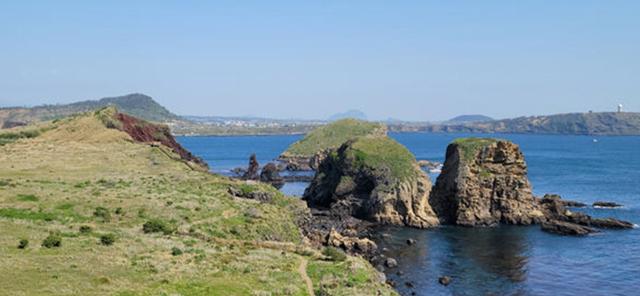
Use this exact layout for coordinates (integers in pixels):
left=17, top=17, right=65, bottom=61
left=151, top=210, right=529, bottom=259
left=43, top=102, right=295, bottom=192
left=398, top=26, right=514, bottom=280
left=178, top=133, right=640, bottom=296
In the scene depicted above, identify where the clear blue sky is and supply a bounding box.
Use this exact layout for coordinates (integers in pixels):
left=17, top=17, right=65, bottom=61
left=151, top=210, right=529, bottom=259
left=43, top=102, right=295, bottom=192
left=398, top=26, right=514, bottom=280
left=1, top=1, right=638, bottom=121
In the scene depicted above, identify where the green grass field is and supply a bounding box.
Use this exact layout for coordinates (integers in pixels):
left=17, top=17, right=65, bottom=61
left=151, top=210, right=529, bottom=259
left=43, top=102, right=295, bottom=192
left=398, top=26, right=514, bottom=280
left=0, top=111, right=396, bottom=296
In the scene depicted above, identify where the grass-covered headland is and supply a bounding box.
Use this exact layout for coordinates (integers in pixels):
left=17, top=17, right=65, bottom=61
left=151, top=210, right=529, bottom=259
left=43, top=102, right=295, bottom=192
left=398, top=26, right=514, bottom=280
left=0, top=109, right=396, bottom=295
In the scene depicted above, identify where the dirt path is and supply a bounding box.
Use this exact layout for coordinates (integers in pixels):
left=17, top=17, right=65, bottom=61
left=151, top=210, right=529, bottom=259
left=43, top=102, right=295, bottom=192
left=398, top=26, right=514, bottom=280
left=299, top=258, right=315, bottom=296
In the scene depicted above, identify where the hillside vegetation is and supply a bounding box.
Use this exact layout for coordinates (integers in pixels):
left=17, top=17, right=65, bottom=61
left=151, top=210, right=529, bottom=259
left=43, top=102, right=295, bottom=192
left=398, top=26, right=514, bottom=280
left=425, top=112, right=640, bottom=135
left=282, top=119, right=387, bottom=158
left=0, top=93, right=179, bottom=128
left=0, top=110, right=395, bottom=295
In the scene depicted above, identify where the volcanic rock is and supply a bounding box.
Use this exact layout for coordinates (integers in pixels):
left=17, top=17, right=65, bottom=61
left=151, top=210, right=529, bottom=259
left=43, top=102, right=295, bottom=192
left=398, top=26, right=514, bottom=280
left=303, top=136, right=439, bottom=228
left=430, top=138, right=544, bottom=226
left=260, top=163, right=285, bottom=189
left=242, top=154, right=260, bottom=180
left=593, top=201, right=623, bottom=208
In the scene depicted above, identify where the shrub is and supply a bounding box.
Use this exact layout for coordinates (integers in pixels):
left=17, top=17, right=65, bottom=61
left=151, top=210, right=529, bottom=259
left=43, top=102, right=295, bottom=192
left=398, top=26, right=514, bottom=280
left=171, top=247, right=183, bottom=256
left=142, top=219, right=175, bottom=235
left=79, top=225, right=92, bottom=234
left=114, top=207, right=123, bottom=215
left=322, top=246, right=347, bottom=262
left=93, top=207, right=111, bottom=222
left=42, top=234, right=62, bottom=248
left=16, top=194, right=38, bottom=202
left=99, top=233, right=116, bottom=246
left=18, top=239, right=29, bottom=249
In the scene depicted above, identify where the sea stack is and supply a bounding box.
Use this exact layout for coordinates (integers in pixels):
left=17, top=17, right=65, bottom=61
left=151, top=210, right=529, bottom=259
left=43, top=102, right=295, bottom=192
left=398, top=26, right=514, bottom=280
left=303, top=136, right=439, bottom=228
left=429, top=138, right=543, bottom=226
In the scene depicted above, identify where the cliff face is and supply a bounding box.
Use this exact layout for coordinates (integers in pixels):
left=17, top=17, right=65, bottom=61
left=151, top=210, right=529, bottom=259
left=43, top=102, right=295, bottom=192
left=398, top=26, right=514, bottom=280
left=98, top=107, right=208, bottom=170
left=429, top=138, right=543, bottom=226
left=304, top=136, right=439, bottom=228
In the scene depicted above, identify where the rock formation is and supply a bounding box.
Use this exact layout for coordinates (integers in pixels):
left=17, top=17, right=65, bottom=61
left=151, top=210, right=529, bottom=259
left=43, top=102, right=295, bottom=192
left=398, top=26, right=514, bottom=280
left=303, top=136, right=439, bottom=228
left=429, top=138, right=543, bottom=226
left=242, top=154, right=260, bottom=180
left=430, top=137, right=634, bottom=235
left=260, top=163, right=285, bottom=189
left=279, top=119, right=387, bottom=171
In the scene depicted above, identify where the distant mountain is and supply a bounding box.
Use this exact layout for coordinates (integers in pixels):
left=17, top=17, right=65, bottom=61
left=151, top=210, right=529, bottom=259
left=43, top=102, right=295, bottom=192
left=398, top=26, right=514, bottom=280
left=328, top=110, right=367, bottom=121
left=424, top=112, right=640, bottom=136
left=446, top=114, right=494, bottom=124
left=0, top=93, right=179, bottom=128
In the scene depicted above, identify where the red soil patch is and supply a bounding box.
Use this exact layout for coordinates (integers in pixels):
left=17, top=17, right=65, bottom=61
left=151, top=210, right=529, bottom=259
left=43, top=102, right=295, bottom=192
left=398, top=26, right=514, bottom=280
left=114, top=113, right=207, bottom=168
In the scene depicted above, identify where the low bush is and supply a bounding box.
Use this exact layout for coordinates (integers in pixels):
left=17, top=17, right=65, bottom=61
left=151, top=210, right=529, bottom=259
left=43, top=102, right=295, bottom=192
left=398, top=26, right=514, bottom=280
left=18, top=239, right=29, bottom=249
left=42, top=234, right=62, bottom=248
left=79, top=225, right=92, bottom=234
left=99, top=233, right=116, bottom=246
left=171, top=247, right=183, bottom=256
left=142, top=218, right=175, bottom=235
left=93, top=207, right=111, bottom=222
left=322, top=246, right=347, bottom=262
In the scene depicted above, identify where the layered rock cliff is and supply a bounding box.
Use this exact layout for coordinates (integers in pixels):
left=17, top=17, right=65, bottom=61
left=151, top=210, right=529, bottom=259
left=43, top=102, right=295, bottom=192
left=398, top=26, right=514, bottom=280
left=303, top=136, right=439, bottom=228
left=430, top=138, right=543, bottom=226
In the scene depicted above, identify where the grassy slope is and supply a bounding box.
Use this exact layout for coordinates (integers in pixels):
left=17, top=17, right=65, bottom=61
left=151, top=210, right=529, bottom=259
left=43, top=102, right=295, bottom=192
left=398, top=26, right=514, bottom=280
left=282, top=119, right=385, bottom=157
left=344, top=136, right=419, bottom=183
left=452, top=138, right=499, bottom=162
left=0, top=112, right=395, bottom=296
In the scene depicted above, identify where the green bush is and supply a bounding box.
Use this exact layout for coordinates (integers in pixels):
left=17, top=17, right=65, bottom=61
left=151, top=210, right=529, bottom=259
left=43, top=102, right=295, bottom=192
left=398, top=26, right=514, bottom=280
left=79, top=225, right=92, bottom=234
left=18, top=239, right=29, bottom=249
left=142, top=218, right=175, bottom=235
left=171, top=247, right=183, bottom=256
left=16, top=194, right=39, bottom=202
left=93, top=207, right=111, bottom=222
left=322, top=246, right=347, bottom=262
left=42, top=234, right=62, bottom=248
left=99, top=233, right=116, bottom=246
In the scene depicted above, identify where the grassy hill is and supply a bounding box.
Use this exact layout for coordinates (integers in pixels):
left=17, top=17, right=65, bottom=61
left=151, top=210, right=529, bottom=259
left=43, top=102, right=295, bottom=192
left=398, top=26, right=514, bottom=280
left=0, top=110, right=395, bottom=295
left=281, top=119, right=387, bottom=158
left=424, top=112, right=640, bottom=135
left=0, top=93, right=179, bottom=128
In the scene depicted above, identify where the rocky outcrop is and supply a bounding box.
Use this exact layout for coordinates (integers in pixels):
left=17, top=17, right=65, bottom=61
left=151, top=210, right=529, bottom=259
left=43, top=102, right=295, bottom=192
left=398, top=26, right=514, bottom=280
left=279, top=119, right=387, bottom=171
left=303, top=136, right=439, bottom=228
left=538, top=195, right=633, bottom=233
left=103, top=109, right=207, bottom=169
left=430, top=139, right=543, bottom=226
left=242, top=154, right=260, bottom=180
left=260, top=163, right=285, bottom=189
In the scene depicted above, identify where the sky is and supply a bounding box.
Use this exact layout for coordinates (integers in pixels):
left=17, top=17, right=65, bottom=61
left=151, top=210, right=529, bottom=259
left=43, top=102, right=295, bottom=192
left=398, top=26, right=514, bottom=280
left=0, top=1, right=638, bottom=121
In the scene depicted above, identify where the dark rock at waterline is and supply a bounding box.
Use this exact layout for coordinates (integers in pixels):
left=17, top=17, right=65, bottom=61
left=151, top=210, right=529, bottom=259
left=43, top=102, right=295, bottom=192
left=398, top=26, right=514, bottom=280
left=384, top=258, right=398, bottom=268
left=589, top=218, right=634, bottom=229
left=538, top=196, right=633, bottom=231
left=541, top=219, right=597, bottom=236
left=593, top=201, right=623, bottom=208
left=405, top=281, right=414, bottom=288
left=406, top=238, right=416, bottom=245
left=259, top=163, right=285, bottom=189
left=242, top=154, right=260, bottom=180
left=542, top=194, right=586, bottom=207
left=386, top=279, right=396, bottom=287
left=438, top=276, right=452, bottom=286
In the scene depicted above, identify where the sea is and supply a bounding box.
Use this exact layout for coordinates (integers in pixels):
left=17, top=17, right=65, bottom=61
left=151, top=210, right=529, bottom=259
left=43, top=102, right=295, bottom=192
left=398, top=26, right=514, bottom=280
left=178, top=132, right=640, bottom=296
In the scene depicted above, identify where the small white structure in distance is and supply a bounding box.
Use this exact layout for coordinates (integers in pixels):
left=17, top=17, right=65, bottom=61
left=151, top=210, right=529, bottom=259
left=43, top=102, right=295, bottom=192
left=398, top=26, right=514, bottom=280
left=618, top=104, right=623, bottom=113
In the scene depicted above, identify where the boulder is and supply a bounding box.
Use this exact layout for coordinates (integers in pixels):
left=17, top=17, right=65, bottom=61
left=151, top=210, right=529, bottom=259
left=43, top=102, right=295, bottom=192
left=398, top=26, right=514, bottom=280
left=260, top=163, right=285, bottom=189
left=304, top=136, right=439, bottom=228
left=438, top=276, right=452, bottom=286
left=384, top=258, right=398, bottom=268
left=326, top=228, right=377, bottom=254
left=430, top=139, right=544, bottom=226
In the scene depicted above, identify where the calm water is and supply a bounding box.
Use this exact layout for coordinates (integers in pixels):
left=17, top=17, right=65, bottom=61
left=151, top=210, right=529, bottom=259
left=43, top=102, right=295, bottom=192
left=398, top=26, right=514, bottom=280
left=178, top=133, right=640, bottom=296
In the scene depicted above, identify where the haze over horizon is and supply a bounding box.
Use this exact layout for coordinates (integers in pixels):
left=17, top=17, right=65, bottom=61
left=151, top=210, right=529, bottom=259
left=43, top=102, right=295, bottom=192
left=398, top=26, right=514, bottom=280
left=1, top=1, right=638, bottom=121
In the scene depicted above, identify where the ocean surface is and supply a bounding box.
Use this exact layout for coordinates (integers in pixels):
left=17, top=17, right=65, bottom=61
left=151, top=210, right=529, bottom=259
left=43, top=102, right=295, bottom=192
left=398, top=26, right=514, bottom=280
left=178, top=133, right=640, bottom=296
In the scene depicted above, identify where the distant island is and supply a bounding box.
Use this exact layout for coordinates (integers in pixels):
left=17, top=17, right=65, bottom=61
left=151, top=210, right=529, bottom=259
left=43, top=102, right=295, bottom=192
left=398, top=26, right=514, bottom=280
left=2, top=94, right=639, bottom=136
